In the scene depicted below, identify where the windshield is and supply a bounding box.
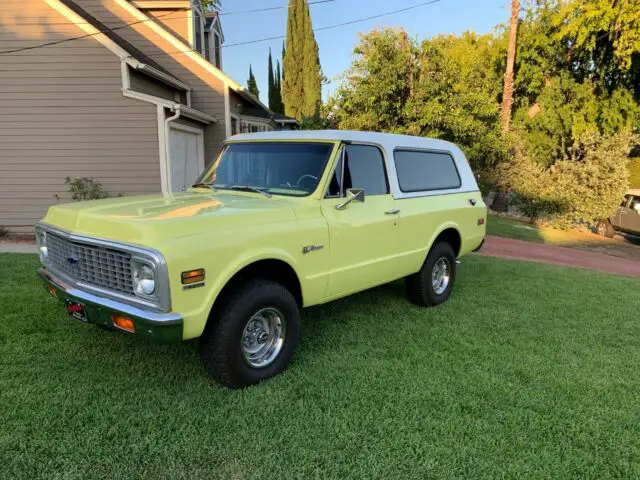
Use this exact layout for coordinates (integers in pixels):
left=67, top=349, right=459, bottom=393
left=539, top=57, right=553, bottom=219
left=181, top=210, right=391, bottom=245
left=195, top=142, right=335, bottom=197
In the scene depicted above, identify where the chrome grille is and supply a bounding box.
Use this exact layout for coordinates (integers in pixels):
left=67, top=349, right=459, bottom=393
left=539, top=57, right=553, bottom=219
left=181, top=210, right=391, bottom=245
left=47, top=233, right=134, bottom=294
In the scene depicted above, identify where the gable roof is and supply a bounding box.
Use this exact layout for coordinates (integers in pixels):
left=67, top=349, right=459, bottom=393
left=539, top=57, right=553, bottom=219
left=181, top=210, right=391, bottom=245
left=61, top=0, right=188, bottom=91
left=116, top=0, right=271, bottom=114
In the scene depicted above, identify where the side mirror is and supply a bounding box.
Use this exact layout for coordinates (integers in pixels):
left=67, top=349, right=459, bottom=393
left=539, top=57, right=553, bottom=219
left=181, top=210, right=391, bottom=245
left=335, top=188, right=365, bottom=210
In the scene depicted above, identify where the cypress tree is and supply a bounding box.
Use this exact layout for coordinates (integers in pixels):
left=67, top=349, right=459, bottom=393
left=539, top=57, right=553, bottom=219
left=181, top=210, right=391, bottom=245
left=247, top=65, right=260, bottom=98
left=268, top=49, right=276, bottom=111
left=274, top=60, right=284, bottom=114
left=281, top=41, right=286, bottom=83
left=282, top=0, right=322, bottom=119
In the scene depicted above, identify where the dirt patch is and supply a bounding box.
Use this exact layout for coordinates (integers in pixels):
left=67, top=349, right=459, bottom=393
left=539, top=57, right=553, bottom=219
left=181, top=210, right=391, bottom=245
left=478, top=236, right=640, bottom=278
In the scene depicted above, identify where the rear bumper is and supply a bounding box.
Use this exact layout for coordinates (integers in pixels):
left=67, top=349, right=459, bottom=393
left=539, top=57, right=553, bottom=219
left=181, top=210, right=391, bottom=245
left=39, top=267, right=183, bottom=343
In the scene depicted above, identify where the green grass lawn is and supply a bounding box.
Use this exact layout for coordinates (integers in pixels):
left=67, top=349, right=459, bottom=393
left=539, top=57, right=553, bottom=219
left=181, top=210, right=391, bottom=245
left=486, top=214, right=547, bottom=243
left=3, top=253, right=640, bottom=479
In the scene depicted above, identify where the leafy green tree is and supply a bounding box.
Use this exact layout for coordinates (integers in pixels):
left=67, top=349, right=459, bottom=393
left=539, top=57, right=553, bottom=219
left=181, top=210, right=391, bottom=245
left=273, top=60, right=284, bottom=114
left=282, top=0, right=323, bottom=119
left=281, top=42, right=286, bottom=83
left=247, top=65, right=259, bottom=98
left=330, top=29, right=506, bottom=173
left=513, top=72, right=639, bottom=166
left=554, top=0, right=640, bottom=98
left=268, top=49, right=276, bottom=110
left=200, top=0, right=221, bottom=13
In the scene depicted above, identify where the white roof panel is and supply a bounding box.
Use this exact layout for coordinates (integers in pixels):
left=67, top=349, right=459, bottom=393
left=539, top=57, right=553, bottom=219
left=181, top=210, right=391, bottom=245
left=229, top=130, right=458, bottom=150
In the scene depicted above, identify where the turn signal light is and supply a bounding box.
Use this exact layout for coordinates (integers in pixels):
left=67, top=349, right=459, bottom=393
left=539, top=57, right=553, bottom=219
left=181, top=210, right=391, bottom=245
left=478, top=218, right=486, bottom=226
left=182, top=268, right=205, bottom=284
left=112, top=315, right=135, bottom=333
left=48, top=286, right=58, bottom=298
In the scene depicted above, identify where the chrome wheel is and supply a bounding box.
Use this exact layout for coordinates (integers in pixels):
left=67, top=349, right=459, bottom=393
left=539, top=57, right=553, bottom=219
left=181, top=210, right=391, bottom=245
left=432, top=257, right=451, bottom=295
left=241, top=307, right=286, bottom=368
left=597, top=222, right=606, bottom=236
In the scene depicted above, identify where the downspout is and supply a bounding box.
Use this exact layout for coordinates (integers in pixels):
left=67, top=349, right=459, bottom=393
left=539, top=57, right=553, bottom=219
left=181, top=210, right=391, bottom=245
left=164, top=105, right=182, bottom=193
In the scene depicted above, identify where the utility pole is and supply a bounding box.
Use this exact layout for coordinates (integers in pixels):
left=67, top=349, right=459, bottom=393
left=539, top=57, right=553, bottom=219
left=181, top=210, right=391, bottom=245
left=500, top=0, right=520, bottom=132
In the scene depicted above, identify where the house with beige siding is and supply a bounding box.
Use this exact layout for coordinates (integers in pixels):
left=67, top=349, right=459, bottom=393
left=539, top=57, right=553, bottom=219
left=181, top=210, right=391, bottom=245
left=0, top=0, right=277, bottom=233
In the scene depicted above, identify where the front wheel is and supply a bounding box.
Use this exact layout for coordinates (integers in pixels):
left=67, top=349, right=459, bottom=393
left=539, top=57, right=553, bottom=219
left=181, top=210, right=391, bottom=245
left=199, top=279, right=300, bottom=388
left=405, top=241, right=457, bottom=307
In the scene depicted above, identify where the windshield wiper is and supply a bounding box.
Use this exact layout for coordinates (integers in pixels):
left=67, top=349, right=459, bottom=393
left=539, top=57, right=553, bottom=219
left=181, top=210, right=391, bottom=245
left=191, top=183, right=217, bottom=191
left=227, top=185, right=272, bottom=198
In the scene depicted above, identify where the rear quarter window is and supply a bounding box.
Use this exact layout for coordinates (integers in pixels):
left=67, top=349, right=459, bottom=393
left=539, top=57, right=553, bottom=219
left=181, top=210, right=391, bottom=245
left=393, top=149, right=461, bottom=192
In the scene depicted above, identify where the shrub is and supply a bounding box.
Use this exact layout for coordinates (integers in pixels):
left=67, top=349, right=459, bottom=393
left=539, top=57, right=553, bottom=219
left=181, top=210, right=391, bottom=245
left=64, top=177, right=108, bottom=202
left=500, top=133, right=635, bottom=227
left=629, top=158, right=640, bottom=188
left=549, top=134, right=634, bottom=227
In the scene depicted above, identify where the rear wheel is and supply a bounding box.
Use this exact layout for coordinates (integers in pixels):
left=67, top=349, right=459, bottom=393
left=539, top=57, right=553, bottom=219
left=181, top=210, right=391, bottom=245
left=199, top=279, right=300, bottom=389
left=405, top=241, right=457, bottom=307
left=596, top=219, right=615, bottom=238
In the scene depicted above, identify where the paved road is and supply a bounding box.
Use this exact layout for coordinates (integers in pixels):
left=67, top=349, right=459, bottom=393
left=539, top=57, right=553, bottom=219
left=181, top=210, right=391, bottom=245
left=478, top=235, right=640, bottom=278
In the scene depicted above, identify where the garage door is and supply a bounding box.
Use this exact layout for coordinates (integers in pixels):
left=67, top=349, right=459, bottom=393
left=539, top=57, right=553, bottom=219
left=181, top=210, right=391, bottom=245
left=168, top=126, right=204, bottom=192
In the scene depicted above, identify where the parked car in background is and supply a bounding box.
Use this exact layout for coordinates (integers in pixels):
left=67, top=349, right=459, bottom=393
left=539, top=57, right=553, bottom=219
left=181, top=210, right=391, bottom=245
left=36, top=131, right=486, bottom=388
left=597, top=189, right=640, bottom=238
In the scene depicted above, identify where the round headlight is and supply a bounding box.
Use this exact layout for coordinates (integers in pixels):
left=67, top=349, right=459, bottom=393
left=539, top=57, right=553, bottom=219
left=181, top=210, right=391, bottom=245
left=133, top=263, right=155, bottom=296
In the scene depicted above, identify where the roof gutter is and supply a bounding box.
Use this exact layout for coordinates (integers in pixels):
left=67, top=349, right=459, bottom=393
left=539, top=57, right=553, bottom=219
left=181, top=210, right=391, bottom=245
left=126, top=58, right=191, bottom=93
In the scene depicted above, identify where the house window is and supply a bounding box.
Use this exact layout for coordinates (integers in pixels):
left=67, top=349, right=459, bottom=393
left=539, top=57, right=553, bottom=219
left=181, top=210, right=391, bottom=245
left=194, top=11, right=202, bottom=53
left=213, top=31, right=222, bottom=68
left=204, top=31, right=210, bottom=60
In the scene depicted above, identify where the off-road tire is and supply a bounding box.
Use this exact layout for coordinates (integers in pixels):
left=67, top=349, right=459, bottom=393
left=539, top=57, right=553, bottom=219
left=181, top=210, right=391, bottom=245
left=596, top=219, right=615, bottom=238
left=405, top=241, right=457, bottom=307
left=199, top=279, right=300, bottom=388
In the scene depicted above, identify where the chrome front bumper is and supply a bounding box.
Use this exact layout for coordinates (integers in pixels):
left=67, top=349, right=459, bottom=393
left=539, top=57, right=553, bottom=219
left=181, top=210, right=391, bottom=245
left=39, top=267, right=183, bottom=343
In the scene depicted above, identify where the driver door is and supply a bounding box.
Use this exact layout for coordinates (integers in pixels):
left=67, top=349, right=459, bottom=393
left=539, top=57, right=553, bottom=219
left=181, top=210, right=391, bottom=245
left=321, top=144, right=400, bottom=299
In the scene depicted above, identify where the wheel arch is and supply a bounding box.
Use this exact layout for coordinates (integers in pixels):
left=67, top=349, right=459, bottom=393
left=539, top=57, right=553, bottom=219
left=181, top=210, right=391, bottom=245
left=426, top=224, right=462, bottom=259
left=202, top=253, right=303, bottom=333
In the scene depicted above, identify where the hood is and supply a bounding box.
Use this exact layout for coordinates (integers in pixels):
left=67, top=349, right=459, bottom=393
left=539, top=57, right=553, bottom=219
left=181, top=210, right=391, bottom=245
left=42, top=192, right=298, bottom=246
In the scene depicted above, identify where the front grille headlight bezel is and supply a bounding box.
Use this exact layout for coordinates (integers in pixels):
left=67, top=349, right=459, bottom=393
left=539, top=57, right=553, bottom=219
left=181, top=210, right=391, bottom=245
left=36, top=223, right=172, bottom=313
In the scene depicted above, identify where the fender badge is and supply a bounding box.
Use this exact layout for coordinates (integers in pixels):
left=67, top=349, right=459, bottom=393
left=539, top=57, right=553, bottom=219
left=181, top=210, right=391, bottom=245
left=302, top=245, right=324, bottom=255
left=183, top=282, right=205, bottom=290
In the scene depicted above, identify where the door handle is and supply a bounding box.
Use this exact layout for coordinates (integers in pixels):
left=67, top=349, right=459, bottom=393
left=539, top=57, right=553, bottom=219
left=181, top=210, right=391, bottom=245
left=385, top=209, right=400, bottom=215
left=469, top=198, right=477, bottom=206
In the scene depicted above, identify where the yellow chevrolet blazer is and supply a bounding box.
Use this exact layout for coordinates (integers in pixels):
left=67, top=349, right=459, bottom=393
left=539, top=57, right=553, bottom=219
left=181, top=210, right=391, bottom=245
left=37, top=130, right=486, bottom=388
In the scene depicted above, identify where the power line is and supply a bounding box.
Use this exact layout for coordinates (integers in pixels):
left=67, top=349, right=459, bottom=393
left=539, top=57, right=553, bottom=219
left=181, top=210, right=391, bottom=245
left=0, top=0, right=440, bottom=57
left=0, top=0, right=335, bottom=27
left=144, top=0, right=442, bottom=56
left=224, top=0, right=441, bottom=48
left=0, top=7, right=190, bottom=55
left=220, top=0, right=335, bottom=16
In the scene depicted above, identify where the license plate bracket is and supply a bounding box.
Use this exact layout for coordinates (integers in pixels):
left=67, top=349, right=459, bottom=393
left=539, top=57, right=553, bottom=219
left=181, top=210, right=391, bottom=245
left=65, top=300, right=88, bottom=323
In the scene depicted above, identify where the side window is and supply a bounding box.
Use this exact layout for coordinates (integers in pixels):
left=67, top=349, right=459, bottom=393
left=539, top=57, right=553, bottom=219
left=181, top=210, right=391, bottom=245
left=394, top=150, right=461, bottom=192
left=630, top=196, right=640, bottom=210
left=343, top=145, right=388, bottom=195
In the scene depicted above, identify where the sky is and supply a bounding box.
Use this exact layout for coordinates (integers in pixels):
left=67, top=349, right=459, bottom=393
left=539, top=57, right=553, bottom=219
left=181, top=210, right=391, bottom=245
left=220, top=0, right=509, bottom=104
